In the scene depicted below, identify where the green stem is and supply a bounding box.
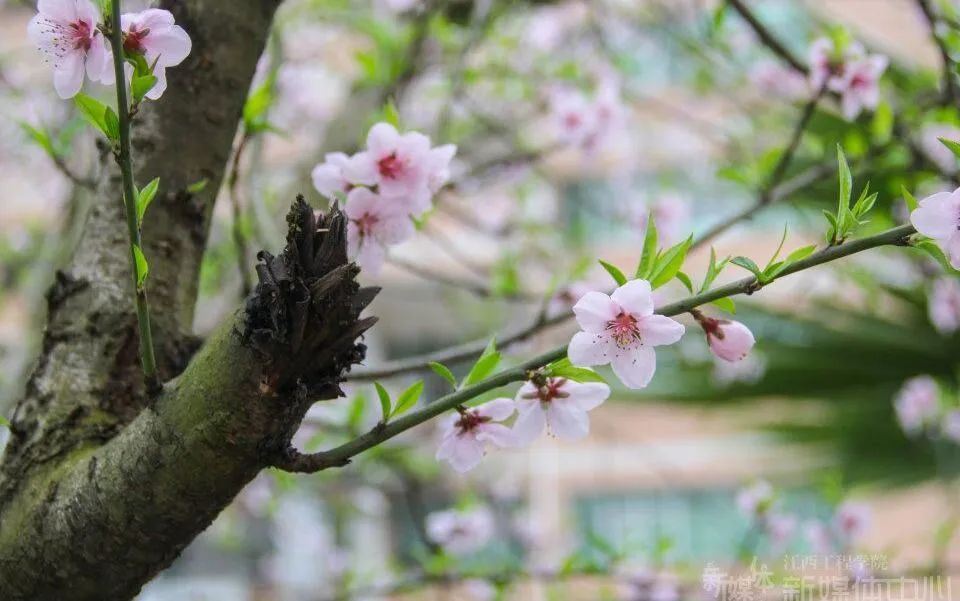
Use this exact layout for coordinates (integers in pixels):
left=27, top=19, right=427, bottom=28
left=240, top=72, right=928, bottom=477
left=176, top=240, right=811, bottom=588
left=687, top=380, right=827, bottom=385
left=108, top=0, right=160, bottom=394
left=280, top=223, right=917, bottom=473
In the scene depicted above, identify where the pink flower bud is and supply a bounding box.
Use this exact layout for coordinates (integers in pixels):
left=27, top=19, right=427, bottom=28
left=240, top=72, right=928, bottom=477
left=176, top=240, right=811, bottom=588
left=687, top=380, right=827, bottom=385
left=694, top=311, right=755, bottom=362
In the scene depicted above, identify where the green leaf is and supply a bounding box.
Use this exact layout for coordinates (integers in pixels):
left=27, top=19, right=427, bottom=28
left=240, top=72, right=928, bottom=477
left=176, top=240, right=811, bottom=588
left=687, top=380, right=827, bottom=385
left=784, top=244, right=817, bottom=265
left=731, top=256, right=762, bottom=278
left=649, top=235, right=692, bottom=290
left=74, top=93, right=112, bottom=140
left=764, top=225, right=789, bottom=271
left=902, top=185, right=919, bottom=212
left=375, top=382, right=392, bottom=422
left=429, top=362, right=457, bottom=388
left=131, top=74, right=158, bottom=103
left=599, top=260, right=627, bottom=287
left=915, top=239, right=958, bottom=273
left=383, top=98, right=402, bottom=128
left=187, top=179, right=209, bottom=194
left=243, top=77, right=276, bottom=129
left=836, top=144, right=852, bottom=219
left=676, top=271, right=694, bottom=293
left=18, top=122, right=56, bottom=158
left=104, top=107, right=120, bottom=141
left=133, top=244, right=149, bottom=290
left=548, top=358, right=608, bottom=384
left=700, top=247, right=728, bottom=293
left=0, top=415, right=9, bottom=428
left=870, top=101, right=893, bottom=143
left=635, top=215, right=658, bottom=279
left=391, top=380, right=423, bottom=418
left=711, top=296, right=736, bottom=314
left=852, top=186, right=878, bottom=218
left=938, top=137, right=960, bottom=161
left=136, top=177, right=160, bottom=225
left=462, top=339, right=501, bottom=387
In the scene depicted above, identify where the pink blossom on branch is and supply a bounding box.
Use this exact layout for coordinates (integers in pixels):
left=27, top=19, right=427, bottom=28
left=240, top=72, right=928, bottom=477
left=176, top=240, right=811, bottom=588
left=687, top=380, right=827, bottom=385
left=343, top=187, right=415, bottom=275
left=893, top=375, right=940, bottom=436
left=115, top=9, right=192, bottom=100
left=832, top=501, right=872, bottom=545
left=694, top=311, right=756, bottom=363
left=568, top=279, right=685, bottom=389
left=808, top=37, right=887, bottom=120
left=910, top=187, right=960, bottom=269
left=435, top=398, right=516, bottom=473
left=512, top=378, right=610, bottom=442
left=28, top=0, right=112, bottom=99
left=311, top=152, right=353, bottom=199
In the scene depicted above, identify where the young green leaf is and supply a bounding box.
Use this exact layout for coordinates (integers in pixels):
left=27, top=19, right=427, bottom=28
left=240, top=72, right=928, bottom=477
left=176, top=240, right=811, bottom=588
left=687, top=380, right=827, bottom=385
left=676, top=271, right=694, bottom=293
left=700, top=247, right=729, bottom=293
left=383, top=98, right=402, bottom=128
left=131, top=74, right=158, bottom=103
left=133, top=244, right=149, bottom=290
left=187, top=178, right=209, bottom=194
left=938, top=137, right=960, bottom=161
left=712, top=296, right=736, bottom=314
left=0, top=415, right=9, bottom=428
left=391, top=380, right=423, bottom=418
left=902, top=185, right=920, bottom=212
left=74, top=93, right=112, bottom=140
left=836, top=144, right=852, bottom=226
left=731, top=256, right=762, bottom=279
left=649, top=235, right=692, bottom=290
left=18, top=122, right=56, bottom=158
left=104, top=107, right=120, bottom=141
left=462, top=339, right=501, bottom=387
left=784, top=244, right=817, bottom=265
left=764, top=225, right=789, bottom=271
left=429, top=361, right=458, bottom=388
left=136, top=177, right=160, bottom=225
left=599, top=260, right=627, bottom=287
left=635, top=214, right=658, bottom=279
left=375, top=382, right=392, bottom=422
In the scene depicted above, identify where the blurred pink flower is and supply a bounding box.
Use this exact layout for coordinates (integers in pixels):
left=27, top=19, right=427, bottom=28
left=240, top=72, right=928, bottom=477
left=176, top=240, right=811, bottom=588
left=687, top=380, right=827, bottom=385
left=117, top=9, right=192, bottom=100
left=628, top=194, right=691, bottom=246
left=547, top=80, right=624, bottom=151
left=569, top=280, right=685, bottom=389
left=804, top=520, right=834, bottom=554
left=463, top=579, right=496, bottom=601
left=425, top=506, right=495, bottom=553
left=547, top=279, right=598, bottom=317
left=838, top=55, right=887, bottom=120
left=894, top=375, right=940, bottom=436
left=435, top=398, right=516, bottom=472
left=344, top=188, right=415, bottom=275
left=833, top=501, right=871, bottom=544
left=942, top=410, right=960, bottom=442
left=920, top=123, right=960, bottom=174
left=749, top=60, right=808, bottom=100
left=28, top=0, right=112, bottom=99
left=929, top=277, right=960, bottom=334
left=698, top=315, right=756, bottom=363
left=910, top=187, right=960, bottom=269
left=712, top=352, right=767, bottom=387
left=736, top=480, right=774, bottom=519
left=512, top=378, right=609, bottom=442
left=312, top=152, right=353, bottom=199
left=765, top=512, right=797, bottom=550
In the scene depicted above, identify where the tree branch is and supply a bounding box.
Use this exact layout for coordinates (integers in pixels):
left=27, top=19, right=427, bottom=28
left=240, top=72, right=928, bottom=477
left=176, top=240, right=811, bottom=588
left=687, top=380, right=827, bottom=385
left=915, top=0, right=958, bottom=104
left=725, top=0, right=808, bottom=75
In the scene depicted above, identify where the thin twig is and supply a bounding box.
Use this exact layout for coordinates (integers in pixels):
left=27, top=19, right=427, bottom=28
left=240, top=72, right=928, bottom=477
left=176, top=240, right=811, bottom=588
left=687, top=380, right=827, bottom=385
left=726, top=0, right=808, bottom=75
left=386, top=256, right=538, bottom=302
left=227, top=130, right=254, bottom=297
left=287, top=223, right=916, bottom=471
left=915, top=0, right=957, bottom=105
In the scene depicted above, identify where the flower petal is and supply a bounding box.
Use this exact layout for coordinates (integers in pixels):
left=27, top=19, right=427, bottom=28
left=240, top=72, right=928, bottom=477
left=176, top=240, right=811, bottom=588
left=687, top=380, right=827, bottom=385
left=436, top=433, right=484, bottom=473
left=53, top=52, right=85, bottom=99
left=145, top=24, right=192, bottom=67
left=367, top=122, right=399, bottom=155
left=572, top=291, right=617, bottom=332
left=546, top=402, right=589, bottom=440
left=567, top=331, right=612, bottom=367
left=639, top=314, right=685, bottom=346
left=475, top=397, right=515, bottom=421
left=475, top=423, right=516, bottom=448
left=611, top=346, right=657, bottom=389
left=611, top=279, right=654, bottom=317
left=911, top=191, right=959, bottom=240
left=342, top=151, right=379, bottom=186
left=564, top=381, right=610, bottom=411
left=510, top=403, right=546, bottom=445
left=39, top=0, right=77, bottom=23
left=312, top=163, right=345, bottom=198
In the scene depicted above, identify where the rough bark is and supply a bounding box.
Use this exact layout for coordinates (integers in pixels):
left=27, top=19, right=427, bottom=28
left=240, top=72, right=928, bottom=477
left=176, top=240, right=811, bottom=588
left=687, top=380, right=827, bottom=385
left=0, top=200, right=375, bottom=600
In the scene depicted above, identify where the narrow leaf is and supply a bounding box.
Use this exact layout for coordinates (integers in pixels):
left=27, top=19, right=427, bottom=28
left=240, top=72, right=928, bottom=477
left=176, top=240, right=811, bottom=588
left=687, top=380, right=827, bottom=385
left=74, top=93, right=110, bottom=139
left=635, top=214, right=658, bottom=278
left=902, top=186, right=920, bottom=212
left=104, top=107, right=120, bottom=141
left=676, top=271, right=694, bottom=293
left=375, top=382, right=392, bottom=422
left=133, top=244, right=149, bottom=289
left=731, top=256, right=762, bottom=278
left=711, top=297, right=736, bottom=314
left=136, top=177, right=160, bottom=225
left=784, top=244, right=817, bottom=265
left=938, top=137, right=960, bottom=161
left=429, top=362, right=457, bottom=388
left=391, top=380, right=423, bottom=418
left=650, top=235, right=692, bottom=289
left=837, top=144, right=852, bottom=214
left=462, top=339, right=501, bottom=387
left=599, top=260, right=627, bottom=287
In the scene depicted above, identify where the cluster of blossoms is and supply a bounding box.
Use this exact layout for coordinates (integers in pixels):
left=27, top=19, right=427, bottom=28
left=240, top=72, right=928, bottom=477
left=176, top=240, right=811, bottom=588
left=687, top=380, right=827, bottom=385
left=911, top=186, right=960, bottom=270
left=547, top=78, right=624, bottom=151
left=808, top=37, right=888, bottom=121
left=893, top=375, right=960, bottom=442
left=312, top=123, right=456, bottom=274
left=29, top=0, right=191, bottom=99
left=736, top=480, right=798, bottom=552
left=805, top=501, right=872, bottom=557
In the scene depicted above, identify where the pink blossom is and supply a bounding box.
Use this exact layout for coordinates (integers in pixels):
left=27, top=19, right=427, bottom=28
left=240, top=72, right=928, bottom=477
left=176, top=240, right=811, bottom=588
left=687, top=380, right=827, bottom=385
left=698, top=315, right=756, bottom=363
left=838, top=55, right=887, bottom=120
left=809, top=37, right=862, bottom=93
left=736, top=480, right=774, bottom=519
left=765, top=512, right=797, bottom=550
left=344, top=122, right=455, bottom=216
left=549, top=88, right=596, bottom=147
left=749, top=60, right=808, bottom=100
left=712, top=352, right=767, bottom=387
left=435, top=398, right=516, bottom=473
left=929, top=277, right=960, bottom=334
left=425, top=506, right=495, bottom=553
left=942, top=410, right=960, bottom=443
left=512, top=378, right=610, bottom=442
left=804, top=520, right=834, bottom=554
left=28, top=0, right=112, bottom=99
left=833, top=501, right=871, bottom=544
left=910, top=187, right=960, bottom=269
left=311, top=152, right=353, bottom=199
left=568, top=280, right=685, bottom=389
left=117, top=9, right=192, bottom=100
left=344, top=187, right=415, bottom=275
left=894, top=375, right=940, bottom=436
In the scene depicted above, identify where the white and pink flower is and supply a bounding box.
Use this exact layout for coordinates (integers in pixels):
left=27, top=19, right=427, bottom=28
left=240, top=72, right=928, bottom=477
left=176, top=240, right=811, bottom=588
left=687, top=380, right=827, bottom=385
left=808, top=37, right=886, bottom=120
left=512, top=378, right=610, bottom=442
left=425, top=506, right=495, bottom=554
left=28, top=0, right=111, bottom=99
left=311, top=152, right=353, bottom=199
left=736, top=480, right=774, bottom=519
left=435, top=398, right=516, bottom=473
left=910, top=187, right=960, bottom=269
left=696, top=314, right=756, bottom=363
left=117, top=9, right=192, bottom=100
left=344, top=187, right=415, bottom=275
left=344, top=122, right=455, bottom=215
left=568, top=280, right=685, bottom=389
left=929, top=277, right=960, bottom=335
left=894, top=375, right=940, bottom=436
left=765, top=512, right=797, bottom=550
left=833, top=501, right=872, bottom=544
